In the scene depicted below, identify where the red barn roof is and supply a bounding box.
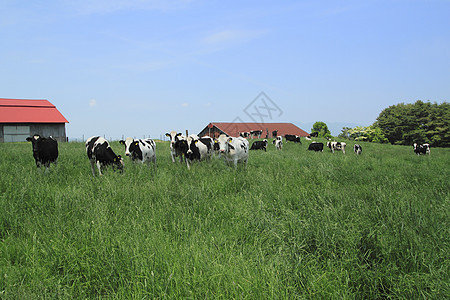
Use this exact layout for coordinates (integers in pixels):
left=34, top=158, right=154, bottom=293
left=199, top=122, right=309, bottom=138
left=0, top=98, right=68, bottom=123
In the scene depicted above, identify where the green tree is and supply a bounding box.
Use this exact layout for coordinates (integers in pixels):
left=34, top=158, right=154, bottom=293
left=311, top=121, right=332, bottom=139
left=376, top=100, right=449, bottom=147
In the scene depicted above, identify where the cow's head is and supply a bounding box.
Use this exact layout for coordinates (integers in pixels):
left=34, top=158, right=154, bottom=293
left=186, top=136, right=197, bottom=158
left=113, top=155, right=124, bottom=171
left=166, top=131, right=182, bottom=148
left=217, top=134, right=235, bottom=154
left=26, top=135, right=43, bottom=152
left=119, top=137, right=137, bottom=157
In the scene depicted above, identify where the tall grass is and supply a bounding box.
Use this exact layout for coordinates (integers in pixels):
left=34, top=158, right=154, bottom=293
left=0, top=139, right=448, bottom=298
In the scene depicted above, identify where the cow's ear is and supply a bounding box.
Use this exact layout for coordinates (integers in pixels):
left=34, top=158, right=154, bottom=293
left=119, top=140, right=125, bottom=145
left=165, top=133, right=170, bottom=137
left=227, top=138, right=233, bottom=143
left=176, top=133, right=182, bottom=137
left=135, top=142, right=139, bottom=146
left=195, top=140, right=198, bottom=145
left=26, top=137, right=32, bottom=142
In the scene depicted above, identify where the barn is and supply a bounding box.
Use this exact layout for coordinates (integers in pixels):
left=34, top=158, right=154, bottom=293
left=0, top=98, right=69, bottom=142
left=198, top=122, right=309, bottom=138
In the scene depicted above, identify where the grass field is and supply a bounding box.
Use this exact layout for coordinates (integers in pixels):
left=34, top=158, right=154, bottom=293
left=0, top=139, right=449, bottom=298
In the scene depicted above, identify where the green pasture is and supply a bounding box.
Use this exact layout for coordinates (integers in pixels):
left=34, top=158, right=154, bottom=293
left=0, top=139, right=449, bottom=298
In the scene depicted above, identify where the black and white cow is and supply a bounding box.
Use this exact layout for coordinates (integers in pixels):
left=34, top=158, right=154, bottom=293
left=354, top=144, right=362, bottom=155
left=86, top=136, right=123, bottom=176
left=216, top=134, right=249, bottom=168
left=165, top=131, right=187, bottom=163
left=185, top=135, right=214, bottom=169
left=307, top=142, right=324, bottom=152
left=310, top=132, right=319, bottom=138
left=250, top=139, right=268, bottom=151
left=250, top=130, right=263, bottom=139
left=285, top=134, right=301, bottom=143
left=119, top=137, right=156, bottom=172
left=26, top=135, right=58, bottom=170
left=239, top=131, right=250, bottom=138
left=327, top=141, right=346, bottom=154
left=272, top=136, right=283, bottom=150
left=413, top=143, right=430, bottom=155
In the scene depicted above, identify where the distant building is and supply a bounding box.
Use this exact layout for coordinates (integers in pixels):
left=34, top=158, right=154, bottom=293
left=198, top=122, right=309, bottom=138
left=0, top=98, right=69, bottom=142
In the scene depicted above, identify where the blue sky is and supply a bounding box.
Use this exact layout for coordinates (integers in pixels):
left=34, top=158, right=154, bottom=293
left=1, top=0, right=449, bottom=140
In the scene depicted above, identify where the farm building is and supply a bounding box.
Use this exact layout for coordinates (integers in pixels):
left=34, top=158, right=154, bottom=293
left=0, top=98, right=69, bottom=142
left=198, top=122, right=309, bottom=138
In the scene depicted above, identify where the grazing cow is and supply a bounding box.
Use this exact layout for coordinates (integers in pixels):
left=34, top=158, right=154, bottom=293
left=413, top=143, right=430, bottom=155
left=185, top=135, right=214, bottom=169
left=250, top=130, right=263, bottom=139
left=26, top=135, right=58, bottom=170
left=272, top=136, right=283, bottom=150
left=165, top=131, right=187, bottom=163
left=250, top=139, right=268, bottom=151
left=307, top=142, right=324, bottom=152
left=354, top=144, right=362, bottom=155
left=310, top=132, right=319, bottom=138
left=119, top=137, right=156, bottom=172
left=216, top=134, right=249, bottom=168
left=327, top=141, right=346, bottom=154
left=86, top=136, right=123, bottom=176
left=285, top=134, right=301, bottom=143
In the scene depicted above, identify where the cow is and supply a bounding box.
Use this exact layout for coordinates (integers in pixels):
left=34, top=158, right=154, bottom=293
left=216, top=134, right=249, bottom=168
left=119, top=137, right=156, bottom=172
left=413, top=143, right=430, bottom=155
left=86, top=136, right=123, bottom=176
left=310, top=132, right=319, bottom=138
left=285, top=134, right=301, bottom=143
left=272, top=136, right=283, bottom=150
left=165, top=131, right=187, bottom=163
left=239, top=131, right=250, bottom=138
left=354, top=144, right=362, bottom=155
left=250, top=139, right=268, bottom=151
left=307, top=142, right=324, bottom=152
left=272, top=130, right=278, bottom=138
left=327, top=141, right=346, bottom=154
left=26, top=135, right=58, bottom=170
left=185, top=135, right=214, bottom=169
left=250, top=130, right=263, bottom=139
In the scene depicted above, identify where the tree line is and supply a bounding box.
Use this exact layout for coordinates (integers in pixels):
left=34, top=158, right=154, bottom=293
left=310, top=100, right=449, bottom=147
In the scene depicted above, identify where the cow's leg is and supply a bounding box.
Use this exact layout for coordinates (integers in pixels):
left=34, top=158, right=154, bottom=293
left=89, top=160, right=96, bottom=176
left=186, top=158, right=190, bottom=170
left=170, top=150, right=175, bottom=163
left=96, top=161, right=103, bottom=176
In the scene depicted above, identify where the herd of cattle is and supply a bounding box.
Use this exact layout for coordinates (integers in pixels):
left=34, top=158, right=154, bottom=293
left=24, top=133, right=431, bottom=175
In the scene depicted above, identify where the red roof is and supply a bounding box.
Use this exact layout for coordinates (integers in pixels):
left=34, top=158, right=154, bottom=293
left=0, top=98, right=68, bottom=123
left=200, top=122, right=309, bottom=137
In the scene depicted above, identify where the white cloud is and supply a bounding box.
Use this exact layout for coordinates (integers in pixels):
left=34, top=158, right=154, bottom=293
left=181, top=103, right=188, bottom=107
left=89, top=99, right=97, bottom=107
